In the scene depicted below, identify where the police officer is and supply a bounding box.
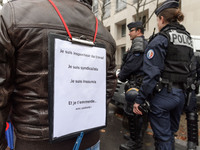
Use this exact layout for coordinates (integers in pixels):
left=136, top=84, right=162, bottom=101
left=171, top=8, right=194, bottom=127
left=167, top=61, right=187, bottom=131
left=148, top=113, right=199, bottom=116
left=133, top=0, right=195, bottom=149
left=184, top=53, right=200, bottom=150
left=118, top=21, right=148, bottom=150
left=185, top=91, right=199, bottom=150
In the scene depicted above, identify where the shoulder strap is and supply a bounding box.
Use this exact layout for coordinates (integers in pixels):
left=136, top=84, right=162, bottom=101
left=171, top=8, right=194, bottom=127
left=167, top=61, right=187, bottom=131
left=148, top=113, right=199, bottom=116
left=48, top=0, right=98, bottom=43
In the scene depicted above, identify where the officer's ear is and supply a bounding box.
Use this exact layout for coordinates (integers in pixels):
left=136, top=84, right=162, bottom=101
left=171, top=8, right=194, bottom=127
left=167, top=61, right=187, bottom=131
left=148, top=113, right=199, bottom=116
left=135, top=28, right=140, bottom=33
left=160, top=16, right=168, bottom=25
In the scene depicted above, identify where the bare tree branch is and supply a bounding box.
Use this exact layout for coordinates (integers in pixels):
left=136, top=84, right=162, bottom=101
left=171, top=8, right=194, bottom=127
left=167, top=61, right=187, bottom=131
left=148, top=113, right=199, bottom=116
left=97, top=0, right=159, bottom=25
left=144, top=0, right=159, bottom=26
left=121, top=0, right=157, bottom=22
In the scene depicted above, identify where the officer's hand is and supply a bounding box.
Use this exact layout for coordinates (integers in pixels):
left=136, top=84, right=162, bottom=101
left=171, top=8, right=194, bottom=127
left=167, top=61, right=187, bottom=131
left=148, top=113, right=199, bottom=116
left=133, top=103, right=143, bottom=115
left=116, top=69, right=120, bottom=78
left=116, top=73, right=118, bottom=78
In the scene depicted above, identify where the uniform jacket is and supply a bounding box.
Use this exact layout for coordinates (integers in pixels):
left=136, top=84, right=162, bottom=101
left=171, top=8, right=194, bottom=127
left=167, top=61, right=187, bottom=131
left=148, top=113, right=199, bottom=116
left=0, top=0, right=117, bottom=149
left=135, top=23, right=193, bottom=104
left=118, top=36, right=147, bottom=82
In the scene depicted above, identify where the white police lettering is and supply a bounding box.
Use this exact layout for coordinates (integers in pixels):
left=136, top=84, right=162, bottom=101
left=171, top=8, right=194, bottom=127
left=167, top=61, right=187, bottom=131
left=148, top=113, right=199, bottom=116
left=169, top=30, right=193, bottom=48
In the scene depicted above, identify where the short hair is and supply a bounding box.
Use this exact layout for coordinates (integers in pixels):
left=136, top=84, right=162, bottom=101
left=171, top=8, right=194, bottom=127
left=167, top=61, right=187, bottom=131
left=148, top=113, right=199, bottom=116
left=136, top=26, right=144, bottom=34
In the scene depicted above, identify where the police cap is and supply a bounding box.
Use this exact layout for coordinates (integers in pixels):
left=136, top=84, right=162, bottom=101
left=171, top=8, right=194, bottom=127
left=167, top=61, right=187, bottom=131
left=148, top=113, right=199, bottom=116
left=155, top=0, right=179, bottom=16
left=127, top=21, right=143, bottom=30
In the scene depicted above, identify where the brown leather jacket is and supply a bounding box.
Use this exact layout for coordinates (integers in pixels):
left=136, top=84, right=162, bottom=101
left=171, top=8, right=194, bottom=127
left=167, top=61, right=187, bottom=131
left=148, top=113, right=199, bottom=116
left=0, top=0, right=117, bottom=149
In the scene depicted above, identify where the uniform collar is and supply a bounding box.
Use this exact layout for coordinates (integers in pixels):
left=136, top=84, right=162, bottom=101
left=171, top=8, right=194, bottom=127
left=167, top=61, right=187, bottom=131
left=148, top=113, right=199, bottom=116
left=160, top=22, right=185, bottom=32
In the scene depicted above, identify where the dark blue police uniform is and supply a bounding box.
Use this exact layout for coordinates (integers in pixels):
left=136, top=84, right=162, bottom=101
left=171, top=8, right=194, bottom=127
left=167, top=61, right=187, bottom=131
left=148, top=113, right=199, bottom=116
left=135, top=32, right=185, bottom=150
left=118, top=22, right=147, bottom=83
left=134, top=0, right=196, bottom=149
left=118, top=46, right=144, bottom=83
left=184, top=54, right=200, bottom=149
left=118, top=22, right=148, bottom=150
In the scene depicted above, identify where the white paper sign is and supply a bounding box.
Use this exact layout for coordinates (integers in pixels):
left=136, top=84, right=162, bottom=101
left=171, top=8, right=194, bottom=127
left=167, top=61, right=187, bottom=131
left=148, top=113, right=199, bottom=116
left=52, top=38, right=106, bottom=138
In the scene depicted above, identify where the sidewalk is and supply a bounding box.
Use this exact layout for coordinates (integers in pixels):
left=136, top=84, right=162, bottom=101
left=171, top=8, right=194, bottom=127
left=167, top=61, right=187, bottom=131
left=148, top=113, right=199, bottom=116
left=100, top=103, right=200, bottom=150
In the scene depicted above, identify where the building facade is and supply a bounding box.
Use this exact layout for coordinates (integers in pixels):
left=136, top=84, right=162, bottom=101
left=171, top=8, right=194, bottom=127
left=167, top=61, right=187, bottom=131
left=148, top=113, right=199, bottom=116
left=93, top=0, right=200, bottom=68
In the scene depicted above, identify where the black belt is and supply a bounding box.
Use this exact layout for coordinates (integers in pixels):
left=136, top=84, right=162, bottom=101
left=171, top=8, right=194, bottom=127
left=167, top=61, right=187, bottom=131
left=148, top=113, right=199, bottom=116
left=163, top=82, right=184, bottom=91
left=171, top=82, right=184, bottom=89
left=156, top=80, right=185, bottom=93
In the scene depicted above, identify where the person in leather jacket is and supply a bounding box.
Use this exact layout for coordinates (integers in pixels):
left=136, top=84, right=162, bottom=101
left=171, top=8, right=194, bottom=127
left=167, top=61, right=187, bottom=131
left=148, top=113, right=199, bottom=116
left=0, top=0, right=117, bottom=150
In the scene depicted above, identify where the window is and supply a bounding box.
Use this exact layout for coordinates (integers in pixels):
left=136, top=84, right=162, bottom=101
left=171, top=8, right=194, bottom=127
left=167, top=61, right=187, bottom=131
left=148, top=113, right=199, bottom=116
left=103, top=0, right=111, bottom=19
left=92, top=5, right=98, bottom=12
left=106, top=26, right=110, bottom=32
left=139, top=15, right=147, bottom=29
left=116, top=0, right=126, bottom=12
left=92, top=0, right=98, bottom=13
left=105, top=0, right=110, bottom=4
left=121, top=46, right=126, bottom=60
left=121, top=24, right=126, bottom=37
left=133, top=0, right=138, bottom=4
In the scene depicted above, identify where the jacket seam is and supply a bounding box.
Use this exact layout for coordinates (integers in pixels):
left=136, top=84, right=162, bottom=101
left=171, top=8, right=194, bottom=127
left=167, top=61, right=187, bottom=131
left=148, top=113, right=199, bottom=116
left=13, top=24, right=115, bottom=48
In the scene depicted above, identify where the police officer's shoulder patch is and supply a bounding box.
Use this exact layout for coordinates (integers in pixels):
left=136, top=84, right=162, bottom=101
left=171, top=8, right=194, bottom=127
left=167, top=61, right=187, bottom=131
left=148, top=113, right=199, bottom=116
left=147, top=49, right=154, bottom=59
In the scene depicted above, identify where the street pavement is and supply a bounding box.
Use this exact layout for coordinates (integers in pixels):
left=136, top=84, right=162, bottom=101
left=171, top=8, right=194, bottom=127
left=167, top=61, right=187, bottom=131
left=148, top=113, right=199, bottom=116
left=100, top=103, right=200, bottom=150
